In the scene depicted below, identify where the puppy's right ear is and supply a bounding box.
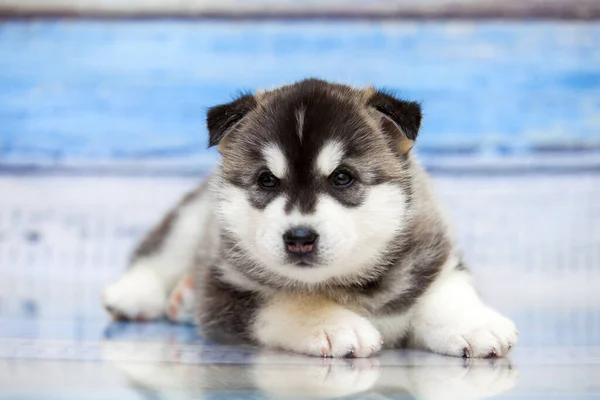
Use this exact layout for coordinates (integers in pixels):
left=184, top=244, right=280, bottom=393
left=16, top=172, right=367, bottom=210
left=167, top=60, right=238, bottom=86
left=206, top=93, right=257, bottom=149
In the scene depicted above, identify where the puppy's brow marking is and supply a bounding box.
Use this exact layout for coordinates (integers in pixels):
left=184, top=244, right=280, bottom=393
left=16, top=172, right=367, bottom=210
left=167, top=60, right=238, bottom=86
left=316, top=141, right=345, bottom=176
left=296, top=106, right=306, bottom=142
left=263, top=143, right=288, bottom=178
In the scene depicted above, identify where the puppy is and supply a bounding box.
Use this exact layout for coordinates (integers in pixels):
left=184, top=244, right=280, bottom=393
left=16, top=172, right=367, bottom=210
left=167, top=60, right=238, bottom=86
left=103, top=79, right=518, bottom=358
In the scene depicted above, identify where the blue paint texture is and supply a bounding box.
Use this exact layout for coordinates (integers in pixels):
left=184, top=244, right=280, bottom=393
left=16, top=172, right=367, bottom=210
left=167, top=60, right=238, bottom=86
left=1, top=20, right=599, bottom=165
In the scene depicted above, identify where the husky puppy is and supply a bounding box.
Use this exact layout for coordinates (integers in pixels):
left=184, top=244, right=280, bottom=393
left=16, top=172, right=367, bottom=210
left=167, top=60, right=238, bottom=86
left=103, top=79, right=518, bottom=358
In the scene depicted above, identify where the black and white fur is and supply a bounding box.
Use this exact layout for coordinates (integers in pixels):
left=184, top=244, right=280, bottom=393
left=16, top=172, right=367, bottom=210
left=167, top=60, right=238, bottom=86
left=103, top=79, right=518, bottom=358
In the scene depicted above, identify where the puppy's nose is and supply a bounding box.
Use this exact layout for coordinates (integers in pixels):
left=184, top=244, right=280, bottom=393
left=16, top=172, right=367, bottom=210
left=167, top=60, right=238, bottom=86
left=283, top=227, right=318, bottom=255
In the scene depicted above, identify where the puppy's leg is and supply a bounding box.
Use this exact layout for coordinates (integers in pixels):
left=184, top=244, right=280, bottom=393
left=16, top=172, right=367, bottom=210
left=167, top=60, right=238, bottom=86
left=103, top=183, right=212, bottom=321
left=409, top=260, right=518, bottom=358
left=103, top=262, right=168, bottom=321
left=253, top=294, right=383, bottom=358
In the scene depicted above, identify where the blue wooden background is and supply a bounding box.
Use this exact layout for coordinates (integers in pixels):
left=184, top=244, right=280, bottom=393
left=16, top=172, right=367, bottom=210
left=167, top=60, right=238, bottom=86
left=1, top=20, right=599, bottom=166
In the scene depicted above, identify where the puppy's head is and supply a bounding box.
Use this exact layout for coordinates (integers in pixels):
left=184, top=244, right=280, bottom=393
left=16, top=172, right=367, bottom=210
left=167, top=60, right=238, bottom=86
left=208, top=79, right=422, bottom=287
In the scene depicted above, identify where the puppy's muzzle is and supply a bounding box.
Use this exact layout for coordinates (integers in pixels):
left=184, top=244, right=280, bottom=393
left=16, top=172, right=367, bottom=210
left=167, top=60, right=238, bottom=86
left=283, top=227, right=318, bottom=256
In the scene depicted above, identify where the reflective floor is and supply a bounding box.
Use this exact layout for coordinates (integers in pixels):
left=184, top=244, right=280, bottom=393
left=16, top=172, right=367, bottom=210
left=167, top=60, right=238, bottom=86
left=1, top=331, right=600, bottom=399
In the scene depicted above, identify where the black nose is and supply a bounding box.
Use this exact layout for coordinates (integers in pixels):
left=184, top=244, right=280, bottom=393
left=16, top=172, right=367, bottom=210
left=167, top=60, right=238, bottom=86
left=283, top=227, right=318, bottom=255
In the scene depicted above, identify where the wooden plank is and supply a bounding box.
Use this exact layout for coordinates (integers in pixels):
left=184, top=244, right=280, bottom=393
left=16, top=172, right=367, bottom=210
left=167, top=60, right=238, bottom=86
left=1, top=21, right=599, bottom=166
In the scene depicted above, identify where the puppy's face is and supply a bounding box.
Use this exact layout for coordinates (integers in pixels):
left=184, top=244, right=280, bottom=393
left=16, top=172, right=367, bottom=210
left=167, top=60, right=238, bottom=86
left=208, top=79, right=422, bottom=286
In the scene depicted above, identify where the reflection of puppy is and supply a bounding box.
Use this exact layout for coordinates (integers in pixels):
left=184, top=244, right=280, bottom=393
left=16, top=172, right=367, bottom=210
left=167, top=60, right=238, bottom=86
left=251, top=357, right=381, bottom=399
left=103, top=79, right=518, bottom=358
left=101, top=343, right=518, bottom=400
left=255, top=356, right=518, bottom=400
left=382, top=355, right=518, bottom=400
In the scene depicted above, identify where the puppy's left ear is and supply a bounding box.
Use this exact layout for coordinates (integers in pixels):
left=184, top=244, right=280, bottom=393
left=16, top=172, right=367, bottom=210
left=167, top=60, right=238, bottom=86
left=206, top=93, right=257, bottom=150
left=367, top=90, right=422, bottom=155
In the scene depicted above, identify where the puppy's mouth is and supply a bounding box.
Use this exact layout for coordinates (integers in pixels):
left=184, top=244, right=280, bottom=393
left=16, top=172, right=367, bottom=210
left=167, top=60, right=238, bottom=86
left=294, top=259, right=315, bottom=267
left=287, top=253, right=318, bottom=268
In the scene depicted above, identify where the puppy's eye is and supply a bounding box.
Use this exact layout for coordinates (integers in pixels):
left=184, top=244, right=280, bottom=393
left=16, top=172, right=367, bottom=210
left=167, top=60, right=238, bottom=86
left=258, top=171, right=279, bottom=189
left=330, top=170, right=354, bottom=188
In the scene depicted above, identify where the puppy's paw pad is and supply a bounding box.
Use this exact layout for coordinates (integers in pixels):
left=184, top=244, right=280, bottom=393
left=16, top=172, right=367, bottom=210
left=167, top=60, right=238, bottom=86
left=167, top=276, right=195, bottom=324
left=103, top=268, right=167, bottom=321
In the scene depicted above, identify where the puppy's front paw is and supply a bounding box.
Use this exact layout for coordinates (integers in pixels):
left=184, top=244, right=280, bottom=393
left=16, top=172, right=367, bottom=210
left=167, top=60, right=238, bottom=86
left=416, top=306, right=518, bottom=358
left=304, top=313, right=382, bottom=358
left=103, top=268, right=167, bottom=321
left=255, top=298, right=382, bottom=358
